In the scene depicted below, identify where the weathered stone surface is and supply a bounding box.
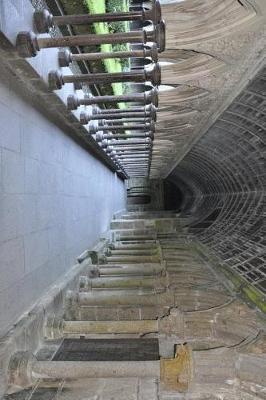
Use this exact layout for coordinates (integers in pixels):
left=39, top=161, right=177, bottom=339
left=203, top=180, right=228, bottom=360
left=171, top=66, right=266, bottom=305
left=150, top=0, right=266, bottom=179
left=1, top=211, right=266, bottom=400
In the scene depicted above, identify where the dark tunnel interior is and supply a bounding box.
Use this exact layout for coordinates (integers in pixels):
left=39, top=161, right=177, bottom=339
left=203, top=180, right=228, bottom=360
left=167, top=66, right=266, bottom=295
left=163, top=180, right=183, bottom=211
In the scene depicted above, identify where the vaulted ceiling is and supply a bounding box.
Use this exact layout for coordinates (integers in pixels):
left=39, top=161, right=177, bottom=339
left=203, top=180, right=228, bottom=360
left=151, top=0, right=266, bottom=179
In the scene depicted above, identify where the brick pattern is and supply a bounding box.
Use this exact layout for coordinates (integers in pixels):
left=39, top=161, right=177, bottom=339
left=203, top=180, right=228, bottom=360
left=171, top=67, right=266, bottom=295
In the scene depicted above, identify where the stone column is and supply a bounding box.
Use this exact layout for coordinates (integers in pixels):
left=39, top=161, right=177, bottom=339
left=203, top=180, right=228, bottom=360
left=58, top=44, right=158, bottom=67
left=106, top=248, right=157, bottom=256
left=79, top=275, right=166, bottom=290
left=67, top=89, right=159, bottom=110
left=45, top=316, right=158, bottom=338
left=45, top=305, right=260, bottom=346
left=114, top=153, right=151, bottom=159
left=114, top=161, right=150, bottom=168
left=81, top=107, right=157, bottom=121
left=98, top=263, right=165, bottom=276
left=103, top=254, right=160, bottom=263
left=48, top=63, right=161, bottom=90
left=44, top=309, right=183, bottom=339
left=85, top=119, right=155, bottom=133
left=114, top=153, right=152, bottom=159
left=34, top=2, right=161, bottom=33
left=115, top=232, right=157, bottom=240
left=9, top=352, right=160, bottom=387
left=66, top=289, right=173, bottom=307
left=96, top=132, right=154, bottom=141
left=94, top=104, right=156, bottom=115
left=110, top=243, right=158, bottom=250
left=90, top=116, right=154, bottom=124
left=16, top=21, right=165, bottom=57
left=101, top=138, right=153, bottom=147
left=106, top=145, right=151, bottom=153
left=112, top=161, right=150, bottom=170
left=123, top=163, right=149, bottom=169
left=126, top=171, right=149, bottom=176
left=9, top=345, right=192, bottom=392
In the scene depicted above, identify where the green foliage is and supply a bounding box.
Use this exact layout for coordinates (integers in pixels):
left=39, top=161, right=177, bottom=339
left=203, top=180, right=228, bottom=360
left=84, top=0, right=129, bottom=98
left=59, top=0, right=130, bottom=100
left=106, top=0, right=129, bottom=34
left=106, top=0, right=128, bottom=12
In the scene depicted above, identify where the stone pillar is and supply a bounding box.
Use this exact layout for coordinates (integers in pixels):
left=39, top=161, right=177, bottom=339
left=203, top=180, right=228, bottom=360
left=114, top=152, right=152, bottom=158
left=44, top=308, right=182, bottom=339
left=81, top=107, right=157, bottom=122
left=109, top=243, right=158, bottom=250
left=84, top=119, right=155, bottom=133
left=98, top=263, right=165, bottom=276
left=106, top=145, right=151, bottom=153
left=34, top=2, right=161, bottom=33
left=58, top=44, right=158, bottom=67
left=79, top=275, right=166, bottom=290
left=9, top=345, right=192, bottom=392
left=96, top=132, right=154, bottom=141
left=103, top=254, right=160, bottom=263
left=115, top=232, right=157, bottom=240
left=45, top=316, right=158, bottom=338
left=8, top=352, right=160, bottom=387
left=66, top=289, right=173, bottom=307
left=115, top=154, right=151, bottom=160
left=106, top=248, right=157, bottom=256
left=101, top=139, right=153, bottom=150
left=16, top=22, right=165, bottom=57
left=94, top=104, right=156, bottom=116
left=48, top=63, right=161, bottom=90
left=67, top=89, right=158, bottom=110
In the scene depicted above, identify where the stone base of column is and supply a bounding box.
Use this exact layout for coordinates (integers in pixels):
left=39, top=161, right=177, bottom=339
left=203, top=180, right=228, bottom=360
left=48, top=70, right=64, bottom=90
left=16, top=31, right=40, bottom=58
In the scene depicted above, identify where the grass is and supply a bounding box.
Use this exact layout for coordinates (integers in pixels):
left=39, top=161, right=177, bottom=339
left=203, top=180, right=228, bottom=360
left=84, top=0, right=129, bottom=99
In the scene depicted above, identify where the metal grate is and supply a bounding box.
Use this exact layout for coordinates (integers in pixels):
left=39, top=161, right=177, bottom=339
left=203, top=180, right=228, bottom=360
left=52, top=338, right=159, bottom=361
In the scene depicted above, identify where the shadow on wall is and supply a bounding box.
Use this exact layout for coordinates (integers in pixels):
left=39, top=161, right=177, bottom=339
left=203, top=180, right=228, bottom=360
left=167, top=66, right=266, bottom=296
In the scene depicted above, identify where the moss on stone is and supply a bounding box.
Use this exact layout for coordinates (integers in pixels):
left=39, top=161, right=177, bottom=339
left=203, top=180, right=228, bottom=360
left=194, top=242, right=266, bottom=313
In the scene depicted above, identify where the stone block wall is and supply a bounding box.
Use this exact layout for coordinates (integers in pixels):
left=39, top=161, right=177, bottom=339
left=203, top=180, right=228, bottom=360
left=0, top=68, right=126, bottom=337
left=169, top=66, right=266, bottom=296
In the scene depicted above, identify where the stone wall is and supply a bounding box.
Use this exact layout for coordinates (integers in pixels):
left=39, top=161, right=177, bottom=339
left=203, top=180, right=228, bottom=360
left=0, top=69, right=126, bottom=337
left=169, top=66, right=266, bottom=297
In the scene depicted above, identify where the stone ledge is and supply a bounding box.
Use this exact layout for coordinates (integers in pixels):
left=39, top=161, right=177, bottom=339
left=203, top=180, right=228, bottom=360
left=0, top=0, right=124, bottom=179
